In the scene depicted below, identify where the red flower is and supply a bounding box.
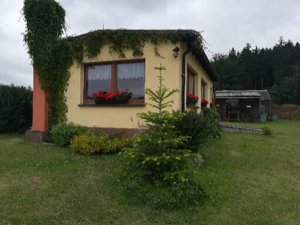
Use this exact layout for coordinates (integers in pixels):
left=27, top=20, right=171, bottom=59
left=187, top=93, right=199, bottom=105
left=187, top=93, right=199, bottom=100
left=93, top=89, right=132, bottom=103
left=105, top=92, right=117, bottom=99
left=201, top=99, right=209, bottom=105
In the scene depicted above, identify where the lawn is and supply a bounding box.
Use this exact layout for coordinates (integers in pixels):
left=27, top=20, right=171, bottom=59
left=0, top=120, right=299, bottom=225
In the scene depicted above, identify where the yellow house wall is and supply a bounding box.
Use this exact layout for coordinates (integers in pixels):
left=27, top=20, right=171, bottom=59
left=185, top=51, right=214, bottom=109
left=65, top=42, right=214, bottom=129
left=65, top=42, right=183, bottom=129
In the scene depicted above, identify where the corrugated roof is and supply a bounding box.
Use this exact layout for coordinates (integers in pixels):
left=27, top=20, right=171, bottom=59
left=216, top=90, right=271, bottom=101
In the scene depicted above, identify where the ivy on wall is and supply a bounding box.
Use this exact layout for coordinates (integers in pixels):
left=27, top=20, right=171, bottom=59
left=23, top=0, right=204, bottom=129
left=68, top=29, right=204, bottom=62
left=23, top=0, right=72, bottom=128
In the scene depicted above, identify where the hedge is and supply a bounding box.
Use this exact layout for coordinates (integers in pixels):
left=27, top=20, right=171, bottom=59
left=0, top=84, right=32, bottom=133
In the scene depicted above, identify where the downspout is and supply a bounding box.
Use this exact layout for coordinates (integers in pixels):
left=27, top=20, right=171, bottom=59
left=181, top=50, right=189, bottom=112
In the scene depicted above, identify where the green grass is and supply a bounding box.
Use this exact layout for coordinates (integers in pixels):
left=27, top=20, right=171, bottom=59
left=0, top=120, right=300, bottom=225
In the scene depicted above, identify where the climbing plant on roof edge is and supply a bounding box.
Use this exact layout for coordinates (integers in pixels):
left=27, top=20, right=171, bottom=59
left=23, top=0, right=204, bottom=129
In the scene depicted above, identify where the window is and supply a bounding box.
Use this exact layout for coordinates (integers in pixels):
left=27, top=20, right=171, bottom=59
left=84, top=60, right=145, bottom=104
left=187, top=68, right=196, bottom=95
left=227, top=99, right=239, bottom=108
left=201, top=80, right=207, bottom=100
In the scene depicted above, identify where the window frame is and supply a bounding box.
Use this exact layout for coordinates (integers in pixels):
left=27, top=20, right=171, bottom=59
left=201, top=79, right=207, bottom=100
left=187, top=66, right=197, bottom=95
left=83, top=59, right=145, bottom=105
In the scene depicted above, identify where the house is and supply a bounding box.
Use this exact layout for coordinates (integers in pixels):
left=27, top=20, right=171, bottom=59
left=215, top=90, right=272, bottom=122
left=26, top=29, right=217, bottom=142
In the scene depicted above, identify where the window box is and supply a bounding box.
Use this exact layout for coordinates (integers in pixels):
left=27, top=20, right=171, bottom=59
left=201, top=99, right=209, bottom=108
left=78, top=102, right=145, bottom=107
left=93, top=89, right=133, bottom=104
left=187, top=93, right=199, bottom=107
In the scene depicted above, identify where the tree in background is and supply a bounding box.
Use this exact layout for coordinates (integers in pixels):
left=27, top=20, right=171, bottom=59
left=212, top=38, right=300, bottom=104
left=213, top=48, right=241, bottom=90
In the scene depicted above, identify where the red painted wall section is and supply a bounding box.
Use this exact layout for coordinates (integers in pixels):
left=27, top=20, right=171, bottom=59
left=32, top=71, right=48, bottom=131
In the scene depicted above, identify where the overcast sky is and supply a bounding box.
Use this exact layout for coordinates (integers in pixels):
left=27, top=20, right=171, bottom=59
left=1, top=0, right=300, bottom=87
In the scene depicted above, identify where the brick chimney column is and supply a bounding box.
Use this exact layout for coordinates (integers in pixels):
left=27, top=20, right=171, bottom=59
left=25, top=70, right=49, bottom=142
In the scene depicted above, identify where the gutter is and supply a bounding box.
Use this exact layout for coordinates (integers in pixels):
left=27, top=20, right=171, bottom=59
left=181, top=50, right=189, bottom=112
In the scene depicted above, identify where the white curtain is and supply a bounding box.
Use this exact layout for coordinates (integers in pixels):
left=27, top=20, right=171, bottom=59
left=87, top=65, right=112, bottom=97
left=117, top=62, right=145, bottom=79
left=88, top=65, right=112, bottom=81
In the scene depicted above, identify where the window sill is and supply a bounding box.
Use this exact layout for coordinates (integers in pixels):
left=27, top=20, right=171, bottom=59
left=187, top=104, right=199, bottom=108
left=78, top=103, right=145, bottom=107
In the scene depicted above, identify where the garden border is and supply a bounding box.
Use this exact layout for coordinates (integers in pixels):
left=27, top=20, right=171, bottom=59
left=220, top=124, right=263, bottom=135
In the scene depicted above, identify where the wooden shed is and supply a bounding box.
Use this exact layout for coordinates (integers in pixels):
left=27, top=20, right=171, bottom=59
left=215, top=90, right=272, bottom=122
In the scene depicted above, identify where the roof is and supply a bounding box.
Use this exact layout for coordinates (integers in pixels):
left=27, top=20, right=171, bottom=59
left=216, top=90, right=271, bottom=101
left=73, top=29, right=218, bottom=82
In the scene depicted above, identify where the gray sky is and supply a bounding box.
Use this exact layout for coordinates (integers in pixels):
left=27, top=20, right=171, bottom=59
left=1, top=0, right=300, bottom=87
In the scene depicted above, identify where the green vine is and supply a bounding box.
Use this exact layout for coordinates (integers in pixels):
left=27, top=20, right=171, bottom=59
left=23, top=0, right=204, bottom=129
left=68, top=29, right=204, bottom=61
left=23, top=0, right=72, bottom=128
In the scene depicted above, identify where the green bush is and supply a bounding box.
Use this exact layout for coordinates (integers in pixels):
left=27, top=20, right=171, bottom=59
left=202, top=107, right=222, bottom=138
left=172, top=108, right=221, bottom=151
left=0, top=84, right=32, bottom=133
left=70, top=133, right=108, bottom=154
left=108, top=136, right=132, bottom=152
left=50, top=122, right=86, bottom=147
left=70, top=133, right=131, bottom=154
left=262, top=126, right=272, bottom=136
left=123, top=125, right=206, bottom=208
left=124, top=131, right=192, bottom=185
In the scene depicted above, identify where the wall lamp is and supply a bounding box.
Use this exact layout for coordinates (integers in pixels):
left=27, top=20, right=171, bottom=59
left=172, top=46, right=180, bottom=58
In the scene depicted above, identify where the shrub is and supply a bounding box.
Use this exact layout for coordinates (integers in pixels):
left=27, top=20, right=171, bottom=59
left=107, top=136, right=132, bottom=152
left=172, top=108, right=221, bottom=152
left=262, top=126, right=272, bottom=136
left=70, top=133, right=131, bottom=154
left=202, top=107, right=222, bottom=138
left=70, top=133, right=108, bottom=154
left=0, top=84, right=32, bottom=133
left=124, top=119, right=205, bottom=208
left=50, top=122, right=86, bottom=147
left=124, top=131, right=192, bottom=186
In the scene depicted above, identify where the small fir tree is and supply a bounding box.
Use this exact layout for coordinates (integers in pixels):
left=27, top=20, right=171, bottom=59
left=123, top=64, right=205, bottom=208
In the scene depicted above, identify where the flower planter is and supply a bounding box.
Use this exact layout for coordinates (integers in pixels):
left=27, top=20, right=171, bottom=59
left=93, top=89, right=132, bottom=105
left=94, top=99, right=129, bottom=104
left=187, top=93, right=199, bottom=106
left=187, top=101, right=197, bottom=107
left=201, top=99, right=209, bottom=108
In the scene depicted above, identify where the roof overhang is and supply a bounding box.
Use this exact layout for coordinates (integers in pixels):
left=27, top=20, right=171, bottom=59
left=72, top=29, right=218, bottom=82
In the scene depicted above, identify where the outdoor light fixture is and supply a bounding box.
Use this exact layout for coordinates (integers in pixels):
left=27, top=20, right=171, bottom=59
left=172, top=46, right=180, bottom=58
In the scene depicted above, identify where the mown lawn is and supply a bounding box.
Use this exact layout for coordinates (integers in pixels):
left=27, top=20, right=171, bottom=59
left=0, top=120, right=299, bottom=225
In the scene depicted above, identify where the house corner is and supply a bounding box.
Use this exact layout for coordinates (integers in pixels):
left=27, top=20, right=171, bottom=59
left=25, top=70, right=49, bottom=142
